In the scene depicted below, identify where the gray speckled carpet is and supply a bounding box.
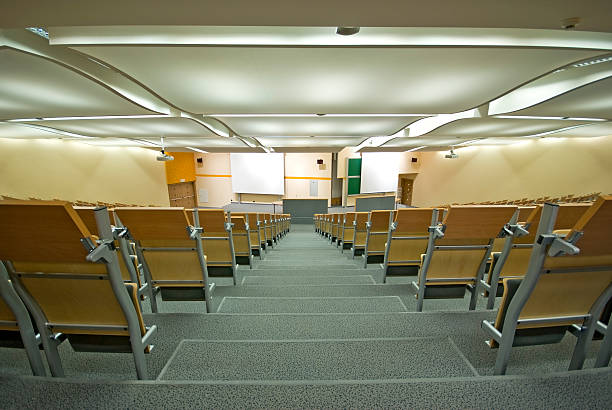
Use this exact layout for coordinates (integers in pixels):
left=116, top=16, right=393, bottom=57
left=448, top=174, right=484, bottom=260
left=0, top=223, right=610, bottom=408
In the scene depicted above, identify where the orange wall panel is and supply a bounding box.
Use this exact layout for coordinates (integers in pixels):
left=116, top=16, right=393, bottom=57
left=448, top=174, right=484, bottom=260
left=165, top=152, right=196, bottom=184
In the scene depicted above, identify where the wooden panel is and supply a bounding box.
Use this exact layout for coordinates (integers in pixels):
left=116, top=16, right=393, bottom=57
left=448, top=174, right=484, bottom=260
left=369, top=210, right=393, bottom=232
left=143, top=250, right=205, bottom=285
left=342, top=226, right=355, bottom=242
left=344, top=212, right=356, bottom=224
left=354, top=231, right=367, bottom=247
left=366, top=234, right=387, bottom=254
left=442, top=205, right=516, bottom=240
left=20, top=277, right=145, bottom=336
left=114, top=207, right=191, bottom=240
left=353, top=212, right=369, bottom=231
left=393, top=208, right=434, bottom=235
left=0, top=201, right=92, bottom=263
left=518, top=270, right=612, bottom=328
left=388, top=238, right=428, bottom=265
left=566, top=196, right=612, bottom=256
left=425, top=249, right=488, bottom=279
left=198, top=209, right=227, bottom=232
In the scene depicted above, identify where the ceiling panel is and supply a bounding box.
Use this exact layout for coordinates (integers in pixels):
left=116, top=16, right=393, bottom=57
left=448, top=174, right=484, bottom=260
left=383, top=137, right=470, bottom=147
left=0, top=49, right=153, bottom=120
left=75, top=46, right=600, bottom=114
left=0, top=122, right=63, bottom=138
left=423, top=118, right=593, bottom=138
left=217, top=115, right=425, bottom=137
left=506, top=76, right=612, bottom=119
left=539, top=121, right=612, bottom=138
left=24, top=117, right=218, bottom=138
left=155, top=137, right=248, bottom=148
left=257, top=136, right=362, bottom=147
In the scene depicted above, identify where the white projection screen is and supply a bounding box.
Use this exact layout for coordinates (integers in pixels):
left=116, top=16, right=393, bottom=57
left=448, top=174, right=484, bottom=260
left=360, top=152, right=400, bottom=194
left=230, top=153, right=285, bottom=195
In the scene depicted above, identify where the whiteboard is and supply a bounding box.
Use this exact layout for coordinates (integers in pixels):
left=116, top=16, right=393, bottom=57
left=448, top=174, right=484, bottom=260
left=230, top=153, right=285, bottom=195
left=360, top=152, right=400, bottom=194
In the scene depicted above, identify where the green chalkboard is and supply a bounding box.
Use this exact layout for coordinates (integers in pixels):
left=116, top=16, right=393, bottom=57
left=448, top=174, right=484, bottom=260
left=347, top=158, right=362, bottom=177
left=347, top=177, right=361, bottom=195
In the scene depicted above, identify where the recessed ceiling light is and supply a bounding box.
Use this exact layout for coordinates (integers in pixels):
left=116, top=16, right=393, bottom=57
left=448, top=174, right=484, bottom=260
left=336, top=27, right=360, bottom=36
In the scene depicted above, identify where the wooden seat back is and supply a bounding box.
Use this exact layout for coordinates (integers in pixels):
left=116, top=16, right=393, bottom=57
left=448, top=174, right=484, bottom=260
left=0, top=201, right=145, bottom=337
left=495, top=196, right=612, bottom=333
left=342, top=212, right=356, bottom=242
left=114, top=207, right=202, bottom=286
left=366, top=210, right=394, bottom=254
left=198, top=209, right=232, bottom=266
left=387, top=208, right=436, bottom=266
left=425, top=206, right=516, bottom=283
left=230, top=216, right=250, bottom=256
left=353, top=212, right=369, bottom=247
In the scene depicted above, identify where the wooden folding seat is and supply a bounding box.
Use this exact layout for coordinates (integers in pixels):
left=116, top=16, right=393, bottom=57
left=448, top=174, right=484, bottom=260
left=0, top=263, right=47, bottom=376
left=382, top=208, right=438, bottom=282
left=351, top=212, right=370, bottom=258
left=256, top=213, right=268, bottom=252
left=113, top=207, right=212, bottom=313
left=0, top=201, right=156, bottom=379
left=197, top=209, right=238, bottom=285
left=483, top=203, right=591, bottom=309
left=234, top=213, right=263, bottom=259
left=269, top=214, right=278, bottom=242
left=482, top=197, right=612, bottom=375
left=313, top=214, right=320, bottom=233
left=338, top=212, right=356, bottom=252
left=263, top=213, right=275, bottom=247
left=329, top=213, right=339, bottom=243
left=363, top=210, right=396, bottom=268
left=230, top=215, right=253, bottom=269
left=414, top=205, right=517, bottom=312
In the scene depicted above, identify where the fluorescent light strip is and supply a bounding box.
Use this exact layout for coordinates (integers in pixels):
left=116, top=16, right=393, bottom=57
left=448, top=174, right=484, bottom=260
left=405, top=146, right=427, bottom=152
left=519, top=123, right=592, bottom=138
left=49, top=26, right=612, bottom=50
left=129, top=138, right=161, bottom=147
left=455, top=139, right=482, bottom=146
left=7, top=115, right=170, bottom=122
left=186, top=146, right=209, bottom=153
left=5, top=122, right=94, bottom=139
left=212, top=113, right=429, bottom=117
left=494, top=115, right=607, bottom=121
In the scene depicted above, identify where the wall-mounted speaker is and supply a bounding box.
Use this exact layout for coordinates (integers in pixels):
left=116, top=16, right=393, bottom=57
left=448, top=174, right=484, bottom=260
left=317, top=159, right=324, bottom=164
left=411, top=157, right=418, bottom=163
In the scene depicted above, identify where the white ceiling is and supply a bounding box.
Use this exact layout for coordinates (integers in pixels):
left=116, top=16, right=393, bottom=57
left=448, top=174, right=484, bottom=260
left=1, top=19, right=612, bottom=152
left=74, top=46, right=601, bottom=115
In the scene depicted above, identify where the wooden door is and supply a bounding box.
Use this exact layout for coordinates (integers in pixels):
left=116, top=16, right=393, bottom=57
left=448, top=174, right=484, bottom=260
left=401, top=178, right=413, bottom=206
left=168, top=181, right=196, bottom=208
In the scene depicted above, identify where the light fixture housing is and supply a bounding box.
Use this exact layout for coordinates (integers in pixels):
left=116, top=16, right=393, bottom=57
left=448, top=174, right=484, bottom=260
left=336, top=27, right=360, bottom=36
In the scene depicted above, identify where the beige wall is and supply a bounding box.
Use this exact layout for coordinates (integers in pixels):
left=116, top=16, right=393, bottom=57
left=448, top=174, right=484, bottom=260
left=193, top=152, right=332, bottom=207
left=412, top=136, right=612, bottom=207
left=0, top=138, right=169, bottom=205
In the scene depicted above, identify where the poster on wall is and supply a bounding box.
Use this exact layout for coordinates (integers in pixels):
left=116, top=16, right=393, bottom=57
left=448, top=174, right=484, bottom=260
left=230, top=153, right=285, bottom=195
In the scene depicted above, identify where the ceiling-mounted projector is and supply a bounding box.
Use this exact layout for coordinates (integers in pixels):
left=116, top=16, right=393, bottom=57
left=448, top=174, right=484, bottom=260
left=445, top=149, right=458, bottom=159
left=156, top=151, right=174, bottom=161
left=156, top=136, right=174, bottom=161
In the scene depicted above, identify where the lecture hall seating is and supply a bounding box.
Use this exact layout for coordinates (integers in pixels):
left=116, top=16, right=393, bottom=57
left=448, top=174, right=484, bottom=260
left=481, top=197, right=612, bottom=375
left=0, top=201, right=156, bottom=379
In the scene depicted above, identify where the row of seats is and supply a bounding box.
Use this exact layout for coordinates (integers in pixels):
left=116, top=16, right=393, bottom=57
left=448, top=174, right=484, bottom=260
left=0, top=200, right=290, bottom=379
left=446, top=191, right=604, bottom=207
left=314, top=198, right=612, bottom=375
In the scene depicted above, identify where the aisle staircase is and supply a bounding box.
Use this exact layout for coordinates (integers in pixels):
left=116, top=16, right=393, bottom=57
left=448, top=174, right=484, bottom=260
left=0, top=224, right=610, bottom=408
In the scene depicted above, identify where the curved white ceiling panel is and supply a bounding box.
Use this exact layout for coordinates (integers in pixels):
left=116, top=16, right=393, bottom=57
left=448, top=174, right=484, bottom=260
left=216, top=115, right=425, bottom=137
left=155, top=137, right=247, bottom=148
left=0, top=49, right=152, bottom=119
left=0, top=122, right=63, bottom=138
left=505, top=77, right=612, bottom=120
left=75, top=46, right=601, bottom=114
left=383, top=137, right=469, bottom=147
left=423, top=118, right=592, bottom=138
left=23, top=117, right=218, bottom=138
left=539, top=122, right=612, bottom=138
